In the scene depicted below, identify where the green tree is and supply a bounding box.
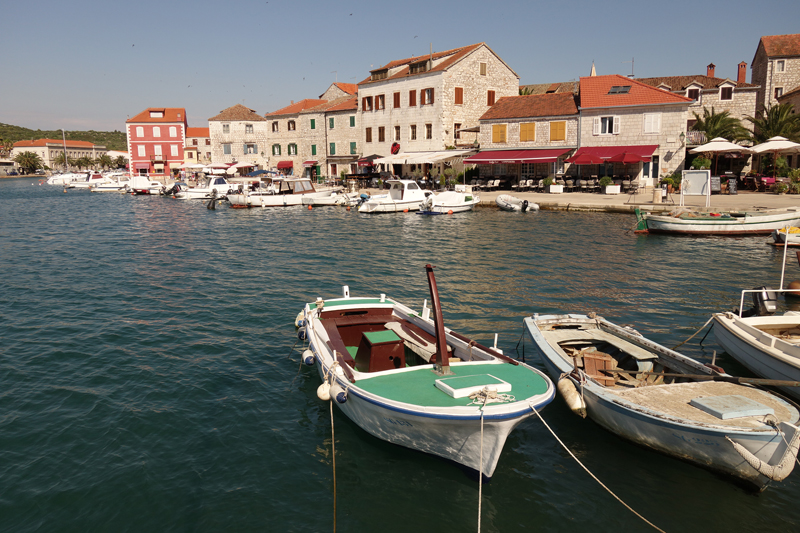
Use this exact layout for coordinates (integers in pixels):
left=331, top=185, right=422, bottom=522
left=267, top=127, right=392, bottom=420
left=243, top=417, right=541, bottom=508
left=114, top=156, right=127, bottom=168
left=746, top=103, right=800, bottom=143
left=13, top=151, right=43, bottom=174
left=0, top=138, right=13, bottom=158
left=691, top=107, right=750, bottom=142
left=96, top=154, right=113, bottom=169
left=519, top=86, right=534, bottom=95
left=75, top=156, right=93, bottom=170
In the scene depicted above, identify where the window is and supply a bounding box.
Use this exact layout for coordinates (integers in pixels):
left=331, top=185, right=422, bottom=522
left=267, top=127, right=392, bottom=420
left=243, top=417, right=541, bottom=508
left=288, top=143, right=297, bottom=156
left=136, top=126, right=144, bottom=137
left=454, top=123, right=461, bottom=140
left=169, top=126, right=177, bottom=137
left=593, top=116, right=619, bottom=135
left=205, top=139, right=211, bottom=146
left=643, top=113, right=661, bottom=134
left=187, top=152, right=194, bottom=159
left=487, top=90, right=496, bottom=106
left=409, top=90, right=417, bottom=107
left=330, top=163, right=338, bottom=176
left=150, top=111, right=163, bottom=118
left=192, top=139, right=198, bottom=146
left=410, top=60, right=429, bottom=74
left=349, top=116, right=355, bottom=127
left=366, top=127, right=372, bottom=143
left=776, top=60, right=785, bottom=73
left=288, top=120, right=296, bottom=131
left=154, top=144, right=162, bottom=155
left=153, top=126, right=161, bottom=137
left=393, top=92, right=401, bottom=108
left=421, top=88, right=434, bottom=105
left=272, top=144, right=281, bottom=156
left=362, top=96, right=373, bottom=111
left=688, top=88, right=700, bottom=101
left=272, top=122, right=279, bottom=132
left=394, top=126, right=400, bottom=141
left=350, top=142, right=357, bottom=155
left=245, top=124, right=253, bottom=134
left=480, top=62, right=487, bottom=76
left=425, top=124, right=432, bottom=140
left=775, top=87, right=784, bottom=99
left=410, top=125, right=417, bottom=140
left=720, top=86, right=733, bottom=100
left=245, top=143, right=258, bottom=154
left=310, top=118, right=316, bottom=129
left=492, top=124, right=507, bottom=143
left=223, top=144, right=231, bottom=155
left=222, top=124, right=230, bottom=134
left=170, top=145, right=178, bottom=156
left=329, top=117, right=335, bottom=129
left=376, top=94, right=385, bottom=110
left=550, top=121, right=566, bottom=141
left=137, top=145, right=145, bottom=157
left=608, top=86, right=631, bottom=94
left=311, top=145, right=317, bottom=156
left=520, top=122, right=536, bottom=142
left=371, top=69, right=388, bottom=81
left=378, top=127, right=385, bottom=142
left=206, top=152, right=211, bottom=159
left=329, top=143, right=336, bottom=155
left=455, top=87, right=463, bottom=105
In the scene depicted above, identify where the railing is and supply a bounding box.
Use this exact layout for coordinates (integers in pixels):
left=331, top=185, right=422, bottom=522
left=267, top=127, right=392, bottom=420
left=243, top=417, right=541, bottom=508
left=686, top=131, right=707, bottom=146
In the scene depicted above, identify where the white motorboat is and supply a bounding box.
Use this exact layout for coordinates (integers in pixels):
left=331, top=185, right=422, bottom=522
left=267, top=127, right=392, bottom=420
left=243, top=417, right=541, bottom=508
left=129, top=175, right=164, bottom=195
left=174, top=176, right=237, bottom=200
left=526, top=312, right=800, bottom=491
left=304, top=191, right=361, bottom=207
left=91, top=178, right=131, bottom=192
left=227, top=177, right=335, bottom=207
left=45, top=172, right=85, bottom=185
left=358, top=179, right=431, bottom=213
left=418, top=190, right=480, bottom=214
left=299, top=266, right=555, bottom=478
left=495, top=194, right=539, bottom=212
left=68, top=172, right=112, bottom=189
left=634, top=207, right=800, bottom=235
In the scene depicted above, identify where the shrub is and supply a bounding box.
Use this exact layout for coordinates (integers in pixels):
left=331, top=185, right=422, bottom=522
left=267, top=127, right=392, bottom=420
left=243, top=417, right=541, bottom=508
left=599, top=176, right=613, bottom=187
left=693, top=156, right=712, bottom=170
left=773, top=182, right=789, bottom=194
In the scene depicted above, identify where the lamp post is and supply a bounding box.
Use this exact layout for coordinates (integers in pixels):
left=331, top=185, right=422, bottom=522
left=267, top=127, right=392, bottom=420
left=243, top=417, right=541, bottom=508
left=61, top=129, right=69, bottom=171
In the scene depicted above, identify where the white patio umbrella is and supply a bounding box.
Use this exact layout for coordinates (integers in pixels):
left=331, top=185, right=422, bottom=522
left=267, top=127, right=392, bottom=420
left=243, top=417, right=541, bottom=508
left=750, top=136, right=800, bottom=177
left=689, top=137, right=751, bottom=175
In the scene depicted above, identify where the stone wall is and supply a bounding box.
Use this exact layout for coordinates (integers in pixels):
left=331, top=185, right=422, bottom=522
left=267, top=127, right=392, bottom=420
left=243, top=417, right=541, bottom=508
left=265, top=114, right=304, bottom=173
left=752, top=45, right=800, bottom=113
left=478, top=116, right=578, bottom=149
left=209, top=120, right=270, bottom=168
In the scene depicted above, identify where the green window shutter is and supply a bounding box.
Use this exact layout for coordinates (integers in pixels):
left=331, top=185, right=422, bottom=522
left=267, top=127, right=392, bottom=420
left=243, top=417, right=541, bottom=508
left=311, top=145, right=316, bottom=156
left=330, top=143, right=335, bottom=155
left=350, top=116, right=355, bottom=127
left=329, top=117, right=334, bottom=129
left=310, top=119, right=315, bottom=129
left=350, top=142, right=356, bottom=155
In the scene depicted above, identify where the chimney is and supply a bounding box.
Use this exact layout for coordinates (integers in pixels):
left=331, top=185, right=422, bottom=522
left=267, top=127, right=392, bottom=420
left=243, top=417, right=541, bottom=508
left=738, top=62, right=747, bottom=84
left=707, top=63, right=716, bottom=78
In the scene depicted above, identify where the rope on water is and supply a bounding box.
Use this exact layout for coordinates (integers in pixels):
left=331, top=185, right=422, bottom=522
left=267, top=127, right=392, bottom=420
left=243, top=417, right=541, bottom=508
left=529, top=403, right=667, bottom=533
left=671, top=316, right=714, bottom=351
left=330, top=399, right=337, bottom=533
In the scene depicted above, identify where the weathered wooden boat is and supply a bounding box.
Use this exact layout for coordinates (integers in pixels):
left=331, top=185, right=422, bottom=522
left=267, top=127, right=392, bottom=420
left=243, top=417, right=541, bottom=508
left=525, top=312, right=800, bottom=490
left=495, top=194, right=538, bottom=212
left=634, top=207, right=800, bottom=235
left=358, top=179, right=431, bottom=213
left=772, top=226, right=800, bottom=244
left=299, top=266, right=555, bottom=478
left=418, top=190, right=480, bottom=214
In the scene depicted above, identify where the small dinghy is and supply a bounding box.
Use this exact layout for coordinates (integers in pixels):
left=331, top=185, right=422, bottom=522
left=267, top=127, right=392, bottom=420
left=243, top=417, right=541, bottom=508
left=496, top=194, right=538, bottom=212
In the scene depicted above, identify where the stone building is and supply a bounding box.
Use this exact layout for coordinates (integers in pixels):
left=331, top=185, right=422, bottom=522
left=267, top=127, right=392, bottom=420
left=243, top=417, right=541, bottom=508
left=264, top=99, right=327, bottom=174
left=185, top=127, right=211, bottom=165
left=208, top=104, right=268, bottom=168
left=752, top=33, right=800, bottom=114
left=11, top=139, right=106, bottom=170
left=126, top=108, right=187, bottom=176
left=299, top=95, right=359, bottom=179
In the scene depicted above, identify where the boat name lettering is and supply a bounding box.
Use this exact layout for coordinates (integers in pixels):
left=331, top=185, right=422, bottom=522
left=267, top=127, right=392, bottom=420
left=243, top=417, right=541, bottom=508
left=672, top=433, right=719, bottom=446
left=383, top=417, right=413, bottom=427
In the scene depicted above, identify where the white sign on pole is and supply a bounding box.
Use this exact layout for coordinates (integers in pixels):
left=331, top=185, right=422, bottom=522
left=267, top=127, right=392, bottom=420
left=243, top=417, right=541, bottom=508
left=680, top=170, right=711, bottom=207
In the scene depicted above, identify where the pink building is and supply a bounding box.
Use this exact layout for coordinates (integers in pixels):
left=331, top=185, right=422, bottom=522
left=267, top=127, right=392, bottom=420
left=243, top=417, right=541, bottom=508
left=126, top=108, right=187, bottom=176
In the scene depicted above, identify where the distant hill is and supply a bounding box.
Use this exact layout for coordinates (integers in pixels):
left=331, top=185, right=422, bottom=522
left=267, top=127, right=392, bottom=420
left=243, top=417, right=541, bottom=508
left=0, top=123, right=128, bottom=151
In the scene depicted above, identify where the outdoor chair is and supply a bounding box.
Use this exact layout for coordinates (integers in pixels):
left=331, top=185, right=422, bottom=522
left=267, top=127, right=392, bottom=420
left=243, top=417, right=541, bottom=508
left=564, top=179, right=574, bottom=192
left=622, top=180, right=631, bottom=192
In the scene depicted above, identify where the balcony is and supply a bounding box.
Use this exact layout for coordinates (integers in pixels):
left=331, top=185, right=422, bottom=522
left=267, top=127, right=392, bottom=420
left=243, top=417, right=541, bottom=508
left=151, top=154, right=165, bottom=162
left=686, top=130, right=706, bottom=146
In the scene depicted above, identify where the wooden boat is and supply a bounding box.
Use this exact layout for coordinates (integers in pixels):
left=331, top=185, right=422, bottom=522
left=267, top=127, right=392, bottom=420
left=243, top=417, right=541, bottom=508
left=495, top=194, right=538, bottom=212
left=358, top=179, right=431, bottom=213
left=418, top=190, right=480, bottom=214
left=525, top=312, right=800, bottom=490
left=772, top=226, right=800, bottom=244
left=299, top=266, right=555, bottom=478
left=227, top=177, right=335, bottom=207
left=634, top=207, right=800, bottom=235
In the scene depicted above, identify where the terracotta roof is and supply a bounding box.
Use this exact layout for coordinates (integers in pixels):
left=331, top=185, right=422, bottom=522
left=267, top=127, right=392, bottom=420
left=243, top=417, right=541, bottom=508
left=265, top=99, right=328, bottom=117
left=759, top=34, right=800, bottom=58
left=186, top=127, right=210, bottom=137
left=334, top=83, right=358, bottom=95
left=13, top=139, right=97, bottom=148
left=325, top=96, right=358, bottom=113
left=519, top=81, right=578, bottom=95
left=637, top=75, right=757, bottom=90
left=358, top=43, right=486, bottom=86
left=480, top=93, right=578, bottom=121
left=778, top=85, right=800, bottom=101
left=127, top=107, right=187, bottom=123
left=209, top=104, right=266, bottom=121
left=579, top=74, right=692, bottom=109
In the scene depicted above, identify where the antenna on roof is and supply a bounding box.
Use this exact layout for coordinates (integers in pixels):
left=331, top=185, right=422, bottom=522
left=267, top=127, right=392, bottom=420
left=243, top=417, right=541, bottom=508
left=622, top=57, right=634, bottom=77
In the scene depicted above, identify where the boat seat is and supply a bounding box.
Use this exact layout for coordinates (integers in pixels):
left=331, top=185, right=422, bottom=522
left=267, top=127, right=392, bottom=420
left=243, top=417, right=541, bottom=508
left=576, top=348, right=617, bottom=387
left=385, top=321, right=452, bottom=362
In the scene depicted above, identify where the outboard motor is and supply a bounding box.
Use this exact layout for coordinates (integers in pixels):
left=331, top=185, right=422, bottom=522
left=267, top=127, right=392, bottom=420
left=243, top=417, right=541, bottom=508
left=743, top=286, right=778, bottom=317
left=521, top=200, right=529, bottom=212
left=358, top=193, right=370, bottom=206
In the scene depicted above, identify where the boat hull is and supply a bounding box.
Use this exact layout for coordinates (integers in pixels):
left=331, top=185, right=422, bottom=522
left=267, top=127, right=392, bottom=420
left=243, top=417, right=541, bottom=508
left=227, top=190, right=332, bottom=207
left=641, top=210, right=800, bottom=235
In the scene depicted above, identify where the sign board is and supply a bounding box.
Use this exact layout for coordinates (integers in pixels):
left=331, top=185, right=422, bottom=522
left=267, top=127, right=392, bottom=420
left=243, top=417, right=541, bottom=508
left=680, top=170, right=711, bottom=207
left=710, top=176, right=721, bottom=192
left=728, top=177, right=737, bottom=195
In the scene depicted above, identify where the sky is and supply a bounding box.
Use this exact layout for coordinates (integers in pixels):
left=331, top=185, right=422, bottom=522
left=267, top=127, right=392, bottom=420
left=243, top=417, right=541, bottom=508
left=2, top=0, right=799, bottom=132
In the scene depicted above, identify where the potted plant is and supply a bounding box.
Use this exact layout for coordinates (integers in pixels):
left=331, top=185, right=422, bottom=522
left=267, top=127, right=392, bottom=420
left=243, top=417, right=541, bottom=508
left=693, top=156, right=711, bottom=170
left=773, top=182, right=789, bottom=195
left=544, top=176, right=562, bottom=193
left=789, top=169, right=800, bottom=194
left=599, top=176, right=619, bottom=194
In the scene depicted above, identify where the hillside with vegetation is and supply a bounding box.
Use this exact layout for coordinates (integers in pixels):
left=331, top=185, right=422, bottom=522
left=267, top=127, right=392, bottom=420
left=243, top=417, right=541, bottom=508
left=0, top=123, right=127, bottom=151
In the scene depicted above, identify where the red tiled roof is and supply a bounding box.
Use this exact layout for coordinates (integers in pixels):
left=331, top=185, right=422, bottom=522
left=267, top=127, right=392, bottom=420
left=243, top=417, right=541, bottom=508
left=519, top=82, right=578, bottom=95
left=186, top=127, right=210, bottom=138
left=760, top=34, right=800, bottom=58
left=637, top=75, right=756, bottom=90
left=358, top=43, right=485, bottom=86
left=13, top=139, right=97, bottom=148
left=127, top=107, right=187, bottom=123
left=209, top=104, right=265, bottom=121
left=311, top=96, right=358, bottom=113
left=579, top=74, right=692, bottom=109
left=480, top=93, right=578, bottom=120
left=334, top=83, right=358, bottom=95
left=778, top=85, right=800, bottom=101
left=265, top=99, right=328, bottom=117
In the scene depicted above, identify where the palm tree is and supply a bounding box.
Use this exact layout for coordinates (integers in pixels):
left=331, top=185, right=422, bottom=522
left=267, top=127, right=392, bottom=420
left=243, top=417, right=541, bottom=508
left=691, top=107, right=750, bottom=143
left=96, top=154, right=113, bottom=169
left=114, top=156, right=127, bottom=169
left=75, top=156, right=93, bottom=170
left=519, top=86, right=534, bottom=96
left=746, top=103, right=800, bottom=143
left=13, top=151, right=43, bottom=174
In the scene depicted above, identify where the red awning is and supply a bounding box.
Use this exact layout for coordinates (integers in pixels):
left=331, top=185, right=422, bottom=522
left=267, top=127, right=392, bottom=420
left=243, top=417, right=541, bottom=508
left=565, top=145, right=658, bottom=164
left=134, top=163, right=150, bottom=169
left=302, top=160, right=317, bottom=167
left=277, top=161, right=294, bottom=169
left=463, top=148, right=571, bottom=164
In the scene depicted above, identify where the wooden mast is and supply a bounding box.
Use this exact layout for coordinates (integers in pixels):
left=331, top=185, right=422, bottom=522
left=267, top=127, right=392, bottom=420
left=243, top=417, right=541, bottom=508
left=425, top=264, right=452, bottom=375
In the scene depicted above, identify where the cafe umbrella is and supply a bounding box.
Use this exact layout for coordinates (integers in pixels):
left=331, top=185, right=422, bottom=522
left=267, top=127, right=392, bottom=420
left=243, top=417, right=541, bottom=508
left=689, top=137, right=752, bottom=176
left=750, top=136, right=800, bottom=177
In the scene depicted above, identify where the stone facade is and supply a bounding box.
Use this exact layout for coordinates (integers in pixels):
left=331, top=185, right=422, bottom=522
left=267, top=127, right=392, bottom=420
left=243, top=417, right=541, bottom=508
left=479, top=116, right=578, bottom=149
left=300, top=98, right=360, bottom=178
left=264, top=99, right=326, bottom=174
left=752, top=34, right=800, bottom=114
left=208, top=105, right=269, bottom=168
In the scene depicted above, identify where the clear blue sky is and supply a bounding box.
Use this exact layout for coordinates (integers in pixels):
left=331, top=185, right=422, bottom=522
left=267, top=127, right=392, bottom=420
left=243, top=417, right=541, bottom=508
left=2, top=0, right=798, bottom=132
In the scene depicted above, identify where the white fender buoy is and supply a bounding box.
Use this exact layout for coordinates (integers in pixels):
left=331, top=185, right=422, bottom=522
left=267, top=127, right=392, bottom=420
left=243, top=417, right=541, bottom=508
left=295, top=311, right=305, bottom=328
left=557, top=378, right=587, bottom=418
left=330, top=381, right=347, bottom=404
left=317, top=382, right=331, bottom=401
left=302, top=349, right=315, bottom=366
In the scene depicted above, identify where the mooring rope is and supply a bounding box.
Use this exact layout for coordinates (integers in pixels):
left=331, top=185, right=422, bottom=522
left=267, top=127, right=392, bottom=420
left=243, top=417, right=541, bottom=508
left=330, top=399, right=337, bottom=533
left=529, top=404, right=666, bottom=533
left=477, top=393, right=488, bottom=533
left=671, top=316, right=714, bottom=351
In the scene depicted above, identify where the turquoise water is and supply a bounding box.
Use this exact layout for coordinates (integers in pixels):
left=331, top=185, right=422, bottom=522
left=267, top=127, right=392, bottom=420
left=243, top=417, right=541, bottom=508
left=1, top=177, right=798, bottom=532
